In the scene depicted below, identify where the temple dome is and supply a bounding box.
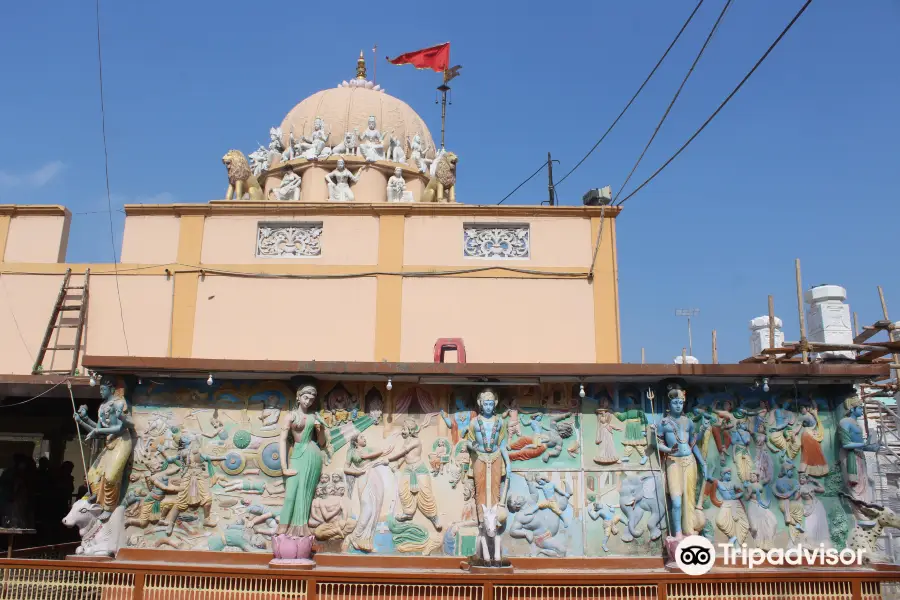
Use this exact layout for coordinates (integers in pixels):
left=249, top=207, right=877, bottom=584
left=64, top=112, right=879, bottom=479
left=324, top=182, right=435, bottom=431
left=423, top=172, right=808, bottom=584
left=279, top=83, right=435, bottom=154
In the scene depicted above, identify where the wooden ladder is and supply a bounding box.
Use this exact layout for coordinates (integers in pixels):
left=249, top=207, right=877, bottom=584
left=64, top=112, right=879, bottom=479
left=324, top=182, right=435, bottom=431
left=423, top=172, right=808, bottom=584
left=32, top=268, right=90, bottom=376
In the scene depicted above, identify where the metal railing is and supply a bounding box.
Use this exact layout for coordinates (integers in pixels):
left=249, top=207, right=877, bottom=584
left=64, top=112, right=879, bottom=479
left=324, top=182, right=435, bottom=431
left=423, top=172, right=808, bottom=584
left=1, top=560, right=899, bottom=600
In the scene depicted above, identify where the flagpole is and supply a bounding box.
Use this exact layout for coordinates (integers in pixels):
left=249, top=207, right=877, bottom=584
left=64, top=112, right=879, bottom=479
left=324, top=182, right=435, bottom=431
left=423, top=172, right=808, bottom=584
left=437, top=79, right=449, bottom=150
left=372, top=44, right=377, bottom=84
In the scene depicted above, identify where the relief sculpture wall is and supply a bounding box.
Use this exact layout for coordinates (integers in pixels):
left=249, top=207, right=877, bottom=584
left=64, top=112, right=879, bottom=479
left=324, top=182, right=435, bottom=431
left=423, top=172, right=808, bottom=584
left=94, top=377, right=881, bottom=560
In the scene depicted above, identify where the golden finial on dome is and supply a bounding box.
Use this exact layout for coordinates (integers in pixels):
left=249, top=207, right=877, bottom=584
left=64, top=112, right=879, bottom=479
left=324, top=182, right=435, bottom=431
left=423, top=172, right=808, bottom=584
left=356, top=50, right=367, bottom=80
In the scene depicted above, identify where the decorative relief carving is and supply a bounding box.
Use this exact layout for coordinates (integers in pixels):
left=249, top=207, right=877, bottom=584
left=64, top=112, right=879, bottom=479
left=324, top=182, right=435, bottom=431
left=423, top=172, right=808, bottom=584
left=256, top=222, right=323, bottom=258
left=463, top=224, right=530, bottom=259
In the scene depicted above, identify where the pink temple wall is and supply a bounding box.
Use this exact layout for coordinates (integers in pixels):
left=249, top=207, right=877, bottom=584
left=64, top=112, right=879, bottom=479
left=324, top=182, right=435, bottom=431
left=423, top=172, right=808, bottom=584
left=399, top=277, right=597, bottom=363
left=200, top=214, right=379, bottom=265
left=0, top=206, right=615, bottom=373
left=191, top=276, right=378, bottom=361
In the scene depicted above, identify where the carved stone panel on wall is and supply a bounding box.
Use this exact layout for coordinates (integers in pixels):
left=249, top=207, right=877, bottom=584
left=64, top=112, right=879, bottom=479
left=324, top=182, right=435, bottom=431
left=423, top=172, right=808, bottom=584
left=463, top=224, right=530, bottom=259
left=256, top=222, right=323, bottom=258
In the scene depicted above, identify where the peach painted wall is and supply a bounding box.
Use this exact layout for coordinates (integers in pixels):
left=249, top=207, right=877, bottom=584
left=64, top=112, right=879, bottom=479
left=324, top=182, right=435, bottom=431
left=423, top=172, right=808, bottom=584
left=403, top=216, right=594, bottom=268
left=400, top=278, right=596, bottom=363
left=84, top=275, right=173, bottom=358
left=0, top=275, right=64, bottom=374
left=120, top=216, right=180, bottom=264
left=0, top=273, right=172, bottom=374
left=4, top=215, right=70, bottom=263
left=200, top=215, right=379, bottom=265
left=191, top=276, right=377, bottom=361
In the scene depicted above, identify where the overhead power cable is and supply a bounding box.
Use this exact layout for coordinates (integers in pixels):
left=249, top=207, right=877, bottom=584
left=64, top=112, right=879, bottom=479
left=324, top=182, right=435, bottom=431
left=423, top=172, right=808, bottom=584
left=0, top=380, right=68, bottom=409
left=616, top=0, right=813, bottom=207
left=613, top=0, right=733, bottom=204
left=497, top=161, right=548, bottom=205
left=553, top=0, right=706, bottom=188
left=94, top=0, right=130, bottom=355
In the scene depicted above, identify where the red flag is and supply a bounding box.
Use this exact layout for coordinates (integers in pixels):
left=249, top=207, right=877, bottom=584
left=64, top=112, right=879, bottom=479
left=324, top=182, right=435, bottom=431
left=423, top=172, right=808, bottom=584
left=387, top=43, right=450, bottom=73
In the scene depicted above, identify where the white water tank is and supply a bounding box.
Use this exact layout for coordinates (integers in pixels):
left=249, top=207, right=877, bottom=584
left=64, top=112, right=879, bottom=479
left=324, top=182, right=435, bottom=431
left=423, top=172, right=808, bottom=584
left=749, top=315, right=785, bottom=356
left=804, top=284, right=855, bottom=360
left=674, top=355, right=699, bottom=365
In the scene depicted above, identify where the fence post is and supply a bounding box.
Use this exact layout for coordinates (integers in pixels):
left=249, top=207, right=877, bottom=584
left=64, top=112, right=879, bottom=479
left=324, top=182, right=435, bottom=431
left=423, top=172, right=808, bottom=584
left=484, top=581, right=494, bottom=600
left=307, top=577, right=318, bottom=600
left=851, top=580, right=862, bottom=600
left=657, top=582, right=668, bottom=600
left=132, top=572, right=145, bottom=600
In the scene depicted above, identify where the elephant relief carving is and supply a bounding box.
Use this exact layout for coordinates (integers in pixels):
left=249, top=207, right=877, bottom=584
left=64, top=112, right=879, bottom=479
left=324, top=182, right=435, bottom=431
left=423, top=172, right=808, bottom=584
left=617, top=473, right=667, bottom=542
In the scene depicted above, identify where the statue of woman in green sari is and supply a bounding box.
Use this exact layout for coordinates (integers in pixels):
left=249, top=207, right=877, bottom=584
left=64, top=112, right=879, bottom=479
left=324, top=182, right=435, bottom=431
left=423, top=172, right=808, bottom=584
left=273, top=383, right=327, bottom=563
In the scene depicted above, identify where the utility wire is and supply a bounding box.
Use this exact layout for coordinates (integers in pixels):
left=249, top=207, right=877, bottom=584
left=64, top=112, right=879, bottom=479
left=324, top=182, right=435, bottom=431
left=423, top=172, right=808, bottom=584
left=497, top=162, right=548, bottom=205
left=613, top=0, right=733, bottom=204
left=616, top=0, right=813, bottom=207
left=0, top=275, right=35, bottom=362
left=554, top=0, right=705, bottom=188
left=0, top=380, right=68, bottom=409
left=94, top=0, right=130, bottom=355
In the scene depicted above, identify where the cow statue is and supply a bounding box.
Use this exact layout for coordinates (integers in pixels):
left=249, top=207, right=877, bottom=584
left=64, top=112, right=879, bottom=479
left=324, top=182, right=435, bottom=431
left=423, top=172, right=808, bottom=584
left=476, top=504, right=503, bottom=567
left=62, top=497, right=127, bottom=557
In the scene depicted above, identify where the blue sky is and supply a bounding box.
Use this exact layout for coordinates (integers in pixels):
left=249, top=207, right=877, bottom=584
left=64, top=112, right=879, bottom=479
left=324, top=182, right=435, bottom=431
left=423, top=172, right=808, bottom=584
left=1, top=1, right=897, bottom=364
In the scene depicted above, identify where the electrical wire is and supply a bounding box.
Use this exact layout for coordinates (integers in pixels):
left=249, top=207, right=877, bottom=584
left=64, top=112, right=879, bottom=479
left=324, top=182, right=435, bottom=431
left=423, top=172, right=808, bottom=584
left=613, top=0, right=733, bottom=204
left=94, top=0, right=130, bottom=355
left=67, top=380, right=89, bottom=478
left=586, top=205, right=607, bottom=280
left=0, top=275, right=35, bottom=362
left=0, top=263, right=594, bottom=280
left=497, top=161, right=548, bottom=205
left=179, top=263, right=589, bottom=280
left=554, top=0, right=706, bottom=188
left=0, top=380, right=68, bottom=409
left=616, top=0, right=814, bottom=207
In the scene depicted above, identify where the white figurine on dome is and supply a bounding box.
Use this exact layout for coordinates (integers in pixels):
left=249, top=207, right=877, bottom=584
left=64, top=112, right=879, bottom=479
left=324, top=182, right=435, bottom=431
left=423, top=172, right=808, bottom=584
left=358, top=116, right=388, bottom=162
left=333, top=130, right=359, bottom=157
left=281, top=127, right=299, bottom=162
left=326, top=159, right=362, bottom=202
left=249, top=146, right=269, bottom=177
left=387, top=168, right=413, bottom=203
left=408, top=133, right=433, bottom=173
left=298, top=117, right=332, bottom=160
left=386, top=135, right=406, bottom=164
left=268, top=127, right=285, bottom=163
left=271, top=171, right=302, bottom=202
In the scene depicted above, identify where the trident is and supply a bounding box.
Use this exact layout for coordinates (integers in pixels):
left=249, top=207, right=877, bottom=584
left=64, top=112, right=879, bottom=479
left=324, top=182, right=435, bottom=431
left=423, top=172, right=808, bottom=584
left=646, top=386, right=673, bottom=539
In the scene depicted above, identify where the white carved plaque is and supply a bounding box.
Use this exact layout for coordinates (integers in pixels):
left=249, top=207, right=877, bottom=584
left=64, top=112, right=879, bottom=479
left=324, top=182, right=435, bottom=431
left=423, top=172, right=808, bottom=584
left=256, top=222, right=323, bottom=258
left=463, top=224, right=530, bottom=259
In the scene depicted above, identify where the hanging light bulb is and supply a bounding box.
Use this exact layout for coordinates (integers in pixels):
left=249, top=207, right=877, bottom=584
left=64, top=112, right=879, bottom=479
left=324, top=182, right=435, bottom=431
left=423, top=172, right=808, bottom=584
left=89, top=372, right=96, bottom=387
left=207, top=373, right=214, bottom=386
left=386, top=377, right=393, bottom=391
left=138, top=378, right=142, bottom=385
left=762, top=378, right=770, bottom=393
left=579, top=384, right=586, bottom=398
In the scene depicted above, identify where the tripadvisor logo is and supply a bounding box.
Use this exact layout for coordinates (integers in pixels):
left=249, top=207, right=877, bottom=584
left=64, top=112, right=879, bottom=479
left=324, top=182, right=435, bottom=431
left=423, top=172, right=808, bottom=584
left=674, top=535, right=865, bottom=575
left=674, top=536, right=716, bottom=576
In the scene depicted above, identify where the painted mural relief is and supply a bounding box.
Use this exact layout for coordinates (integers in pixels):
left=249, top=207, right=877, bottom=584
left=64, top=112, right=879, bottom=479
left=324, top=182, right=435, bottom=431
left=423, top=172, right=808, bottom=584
left=95, top=377, right=883, bottom=561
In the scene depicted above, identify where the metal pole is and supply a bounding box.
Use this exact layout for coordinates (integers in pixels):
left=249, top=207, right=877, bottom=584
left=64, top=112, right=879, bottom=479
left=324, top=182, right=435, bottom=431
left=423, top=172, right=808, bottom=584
left=768, top=295, right=775, bottom=350
left=877, top=286, right=900, bottom=381
left=687, top=317, right=693, bottom=357
left=641, top=347, right=645, bottom=365
left=547, top=152, right=555, bottom=206
left=712, top=330, right=718, bottom=364
left=437, top=84, right=449, bottom=149
left=853, top=311, right=860, bottom=339
left=795, top=259, right=808, bottom=364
